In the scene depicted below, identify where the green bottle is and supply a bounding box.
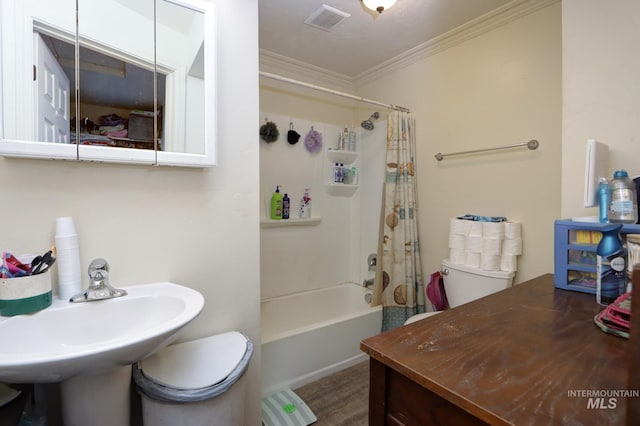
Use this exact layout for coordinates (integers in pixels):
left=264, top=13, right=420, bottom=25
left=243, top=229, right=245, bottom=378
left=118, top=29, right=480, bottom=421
left=270, top=185, right=283, bottom=220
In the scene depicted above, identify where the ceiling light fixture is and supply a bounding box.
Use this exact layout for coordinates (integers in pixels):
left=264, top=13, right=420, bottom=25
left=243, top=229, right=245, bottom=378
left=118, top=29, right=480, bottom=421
left=361, top=0, right=397, bottom=14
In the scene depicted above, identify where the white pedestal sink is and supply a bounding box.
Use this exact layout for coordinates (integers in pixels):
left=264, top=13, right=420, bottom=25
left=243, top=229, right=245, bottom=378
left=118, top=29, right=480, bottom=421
left=0, top=282, right=204, bottom=426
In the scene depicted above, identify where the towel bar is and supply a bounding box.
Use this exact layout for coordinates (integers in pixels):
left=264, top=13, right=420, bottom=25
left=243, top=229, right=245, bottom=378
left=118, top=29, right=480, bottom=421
left=435, top=139, right=539, bottom=161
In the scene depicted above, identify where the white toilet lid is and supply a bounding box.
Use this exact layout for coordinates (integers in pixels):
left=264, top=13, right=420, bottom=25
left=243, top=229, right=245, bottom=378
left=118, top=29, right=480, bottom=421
left=404, top=311, right=440, bottom=325
left=139, top=331, right=248, bottom=390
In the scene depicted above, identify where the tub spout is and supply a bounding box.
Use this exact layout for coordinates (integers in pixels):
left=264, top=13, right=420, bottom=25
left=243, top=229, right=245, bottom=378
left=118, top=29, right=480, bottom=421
left=362, top=278, right=375, bottom=289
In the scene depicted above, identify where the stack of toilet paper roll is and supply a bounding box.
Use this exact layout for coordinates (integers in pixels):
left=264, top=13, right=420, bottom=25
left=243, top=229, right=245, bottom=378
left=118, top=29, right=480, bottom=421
left=448, top=218, right=522, bottom=272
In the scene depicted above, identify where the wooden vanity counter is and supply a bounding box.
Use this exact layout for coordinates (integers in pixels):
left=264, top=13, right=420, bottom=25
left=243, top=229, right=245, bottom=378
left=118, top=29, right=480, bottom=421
left=360, top=274, right=632, bottom=425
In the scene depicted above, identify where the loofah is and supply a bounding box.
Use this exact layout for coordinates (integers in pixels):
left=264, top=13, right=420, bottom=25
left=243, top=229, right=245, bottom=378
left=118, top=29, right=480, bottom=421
left=260, top=121, right=279, bottom=143
left=304, top=127, right=322, bottom=153
left=287, top=122, right=300, bottom=144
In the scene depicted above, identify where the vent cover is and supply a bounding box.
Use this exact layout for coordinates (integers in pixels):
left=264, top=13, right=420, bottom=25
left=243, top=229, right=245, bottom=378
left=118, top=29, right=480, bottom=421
left=304, top=4, right=350, bottom=32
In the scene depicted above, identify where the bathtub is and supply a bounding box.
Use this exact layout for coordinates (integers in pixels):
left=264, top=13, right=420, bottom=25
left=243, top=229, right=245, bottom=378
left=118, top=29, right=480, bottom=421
left=261, top=282, right=382, bottom=396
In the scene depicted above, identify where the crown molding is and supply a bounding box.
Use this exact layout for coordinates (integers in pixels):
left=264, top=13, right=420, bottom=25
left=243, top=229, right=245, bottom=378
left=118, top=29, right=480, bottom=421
left=354, top=0, right=560, bottom=88
left=259, top=49, right=355, bottom=93
left=259, top=0, right=560, bottom=94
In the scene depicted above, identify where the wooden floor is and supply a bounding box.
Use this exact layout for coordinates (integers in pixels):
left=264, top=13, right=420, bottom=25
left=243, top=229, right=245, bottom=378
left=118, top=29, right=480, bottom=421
left=294, top=361, right=369, bottom=426
left=5, top=362, right=370, bottom=426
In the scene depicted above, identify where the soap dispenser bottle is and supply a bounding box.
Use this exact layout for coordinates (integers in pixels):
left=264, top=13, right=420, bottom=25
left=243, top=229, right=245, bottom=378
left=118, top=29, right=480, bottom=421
left=299, top=188, right=311, bottom=219
left=282, top=193, right=290, bottom=219
left=270, top=185, right=283, bottom=220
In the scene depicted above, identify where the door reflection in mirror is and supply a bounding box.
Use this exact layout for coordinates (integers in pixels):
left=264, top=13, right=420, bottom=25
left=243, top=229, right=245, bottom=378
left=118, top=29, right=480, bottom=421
left=1, top=0, right=208, bottom=157
left=37, top=32, right=166, bottom=150
left=78, top=0, right=160, bottom=151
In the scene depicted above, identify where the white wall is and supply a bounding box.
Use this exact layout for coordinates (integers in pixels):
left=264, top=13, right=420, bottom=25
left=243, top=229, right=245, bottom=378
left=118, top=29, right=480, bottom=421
left=258, top=109, right=386, bottom=300
left=0, top=0, right=262, bottom=424
left=561, top=0, right=640, bottom=219
left=355, top=3, right=562, bottom=283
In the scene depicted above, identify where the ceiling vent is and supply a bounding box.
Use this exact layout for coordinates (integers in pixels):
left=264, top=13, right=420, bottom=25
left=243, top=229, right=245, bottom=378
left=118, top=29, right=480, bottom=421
left=304, top=4, right=350, bottom=32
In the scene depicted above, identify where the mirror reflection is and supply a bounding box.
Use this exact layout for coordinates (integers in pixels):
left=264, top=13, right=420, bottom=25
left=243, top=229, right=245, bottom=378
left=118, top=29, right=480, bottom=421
left=1, top=0, right=207, bottom=157
left=77, top=0, right=160, bottom=150
left=156, top=0, right=205, bottom=155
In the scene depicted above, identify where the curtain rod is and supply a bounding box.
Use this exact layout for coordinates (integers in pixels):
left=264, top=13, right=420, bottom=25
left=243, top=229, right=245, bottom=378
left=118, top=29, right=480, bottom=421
left=259, top=71, right=411, bottom=113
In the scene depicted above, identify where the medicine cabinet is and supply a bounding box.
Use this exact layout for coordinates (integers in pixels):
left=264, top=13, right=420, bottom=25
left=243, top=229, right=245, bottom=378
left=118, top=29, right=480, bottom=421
left=0, top=0, right=216, bottom=167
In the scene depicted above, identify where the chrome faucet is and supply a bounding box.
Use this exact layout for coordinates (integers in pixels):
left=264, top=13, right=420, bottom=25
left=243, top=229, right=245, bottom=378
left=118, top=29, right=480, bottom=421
left=362, top=278, right=375, bottom=289
left=69, top=258, right=127, bottom=303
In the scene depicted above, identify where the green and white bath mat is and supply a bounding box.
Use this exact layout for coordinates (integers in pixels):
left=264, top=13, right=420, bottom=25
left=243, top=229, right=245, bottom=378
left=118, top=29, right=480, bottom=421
left=262, top=388, right=317, bottom=426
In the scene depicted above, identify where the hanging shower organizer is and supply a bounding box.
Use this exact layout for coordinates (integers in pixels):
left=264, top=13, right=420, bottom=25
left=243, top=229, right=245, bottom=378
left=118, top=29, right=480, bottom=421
left=325, top=148, right=359, bottom=197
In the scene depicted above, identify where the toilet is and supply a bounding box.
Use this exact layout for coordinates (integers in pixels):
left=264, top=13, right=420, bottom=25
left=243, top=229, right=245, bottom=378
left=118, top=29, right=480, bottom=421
left=405, top=259, right=514, bottom=325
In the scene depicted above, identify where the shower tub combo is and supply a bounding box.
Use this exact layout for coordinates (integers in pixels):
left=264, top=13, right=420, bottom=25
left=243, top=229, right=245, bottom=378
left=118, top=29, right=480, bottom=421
left=261, top=282, right=382, bottom=396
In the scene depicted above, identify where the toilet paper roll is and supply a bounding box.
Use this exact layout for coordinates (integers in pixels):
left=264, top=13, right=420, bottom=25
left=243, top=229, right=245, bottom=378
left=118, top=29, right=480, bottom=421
left=502, top=238, right=523, bottom=255
left=448, top=234, right=466, bottom=249
left=482, top=222, right=505, bottom=239
left=480, top=253, right=500, bottom=271
left=469, top=221, right=483, bottom=237
left=465, top=252, right=481, bottom=268
left=504, top=222, right=522, bottom=240
left=449, top=218, right=471, bottom=236
left=482, top=237, right=502, bottom=255
left=449, top=248, right=467, bottom=265
left=500, top=254, right=518, bottom=272
left=465, top=236, right=483, bottom=253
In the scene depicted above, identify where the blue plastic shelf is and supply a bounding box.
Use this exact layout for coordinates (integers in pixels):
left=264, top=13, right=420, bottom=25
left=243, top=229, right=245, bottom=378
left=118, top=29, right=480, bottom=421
left=554, top=219, right=640, bottom=294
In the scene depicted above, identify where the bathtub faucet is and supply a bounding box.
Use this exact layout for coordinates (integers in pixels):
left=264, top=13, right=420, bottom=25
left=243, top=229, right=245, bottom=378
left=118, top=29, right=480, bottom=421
left=362, top=278, right=375, bottom=289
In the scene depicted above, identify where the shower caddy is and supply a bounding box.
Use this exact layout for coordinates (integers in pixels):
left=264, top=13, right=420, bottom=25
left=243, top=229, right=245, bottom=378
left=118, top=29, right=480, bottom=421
left=325, top=148, right=358, bottom=197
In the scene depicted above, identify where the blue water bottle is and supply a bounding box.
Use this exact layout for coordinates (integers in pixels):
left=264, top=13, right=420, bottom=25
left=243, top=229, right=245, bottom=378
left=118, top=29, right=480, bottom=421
left=598, top=177, right=610, bottom=223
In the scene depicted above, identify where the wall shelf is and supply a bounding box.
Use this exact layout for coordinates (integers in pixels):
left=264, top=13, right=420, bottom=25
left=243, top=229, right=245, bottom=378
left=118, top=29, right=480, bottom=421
left=325, top=148, right=359, bottom=197
left=324, top=183, right=359, bottom=197
left=326, top=149, right=357, bottom=165
left=260, top=216, right=322, bottom=228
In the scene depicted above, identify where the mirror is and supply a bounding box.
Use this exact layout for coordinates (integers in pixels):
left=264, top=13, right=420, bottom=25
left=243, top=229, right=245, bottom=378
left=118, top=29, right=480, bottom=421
left=0, top=0, right=216, bottom=166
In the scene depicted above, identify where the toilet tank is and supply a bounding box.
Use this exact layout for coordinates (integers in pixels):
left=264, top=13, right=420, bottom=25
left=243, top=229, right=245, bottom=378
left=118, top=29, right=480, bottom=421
left=442, top=259, right=514, bottom=308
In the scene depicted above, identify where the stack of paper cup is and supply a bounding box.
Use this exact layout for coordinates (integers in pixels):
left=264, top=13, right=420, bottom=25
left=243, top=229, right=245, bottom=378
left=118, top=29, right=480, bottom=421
left=55, top=217, right=82, bottom=300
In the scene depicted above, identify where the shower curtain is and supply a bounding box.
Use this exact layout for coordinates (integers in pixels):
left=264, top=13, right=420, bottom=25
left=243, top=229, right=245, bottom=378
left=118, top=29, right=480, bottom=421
left=371, top=111, right=425, bottom=331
